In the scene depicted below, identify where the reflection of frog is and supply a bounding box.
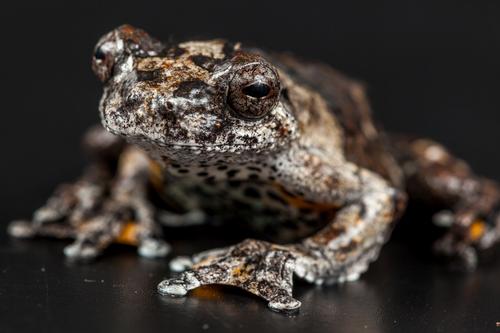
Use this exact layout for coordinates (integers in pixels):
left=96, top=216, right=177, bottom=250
left=9, top=25, right=500, bottom=313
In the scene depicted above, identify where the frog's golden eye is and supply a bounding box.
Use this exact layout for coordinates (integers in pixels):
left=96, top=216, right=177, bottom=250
left=92, top=45, right=115, bottom=82
left=227, top=63, right=280, bottom=120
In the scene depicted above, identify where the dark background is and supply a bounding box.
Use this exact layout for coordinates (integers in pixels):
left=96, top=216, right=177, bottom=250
left=1, top=1, right=500, bottom=332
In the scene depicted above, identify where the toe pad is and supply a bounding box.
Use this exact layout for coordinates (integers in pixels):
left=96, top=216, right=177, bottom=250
left=8, top=221, right=36, bottom=238
left=268, top=296, right=301, bottom=314
left=157, top=279, right=188, bottom=297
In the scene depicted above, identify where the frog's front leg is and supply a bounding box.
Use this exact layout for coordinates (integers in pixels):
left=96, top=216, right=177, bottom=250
left=8, top=164, right=110, bottom=240
left=158, top=150, right=404, bottom=313
left=9, top=126, right=169, bottom=260
left=8, top=126, right=120, bottom=241
left=63, top=147, right=170, bottom=260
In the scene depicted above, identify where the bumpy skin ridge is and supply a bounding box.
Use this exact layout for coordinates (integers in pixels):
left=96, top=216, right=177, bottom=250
left=8, top=25, right=500, bottom=314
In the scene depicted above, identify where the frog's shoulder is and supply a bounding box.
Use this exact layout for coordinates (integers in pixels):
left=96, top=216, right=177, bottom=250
left=260, top=51, right=404, bottom=188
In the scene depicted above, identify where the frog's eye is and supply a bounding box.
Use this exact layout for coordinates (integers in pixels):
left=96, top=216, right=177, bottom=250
left=227, top=63, right=280, bottom=120
left=94, top=48, right=107, bottom=61
left=92, top=45, right=115, bottom=82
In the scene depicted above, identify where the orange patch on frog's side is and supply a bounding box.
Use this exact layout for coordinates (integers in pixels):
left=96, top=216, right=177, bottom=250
left=469, top=220, right=486, bottom=242
left=273, top=183, right=337, bottom=212
left=116, top=222, right=139, bottom=245
left=148, top=160, right=165, bottom=192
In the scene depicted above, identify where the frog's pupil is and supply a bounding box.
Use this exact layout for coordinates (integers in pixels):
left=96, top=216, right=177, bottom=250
left=94, top=48, right=106, bottom=61
left=242, top=82, right=271, bottom=98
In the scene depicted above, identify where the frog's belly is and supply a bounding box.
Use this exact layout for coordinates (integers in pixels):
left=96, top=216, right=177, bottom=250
left=160, top=178, right=336, bottom=243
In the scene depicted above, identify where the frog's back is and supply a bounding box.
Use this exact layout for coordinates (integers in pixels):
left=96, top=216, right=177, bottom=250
left=265, top=52, right=404, bottom=188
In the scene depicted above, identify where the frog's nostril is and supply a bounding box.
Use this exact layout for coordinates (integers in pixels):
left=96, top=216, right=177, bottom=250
left=94, top=47, right=106, bottom=61
left=124, top=94, right=142, bottom=109
left=155, top=101, right=175, bottom=117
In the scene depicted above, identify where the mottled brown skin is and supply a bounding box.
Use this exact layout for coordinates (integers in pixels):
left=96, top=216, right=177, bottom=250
left=9, top=25, right=500, bottom=314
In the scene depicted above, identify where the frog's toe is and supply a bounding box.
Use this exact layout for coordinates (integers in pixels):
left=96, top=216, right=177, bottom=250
left=8, top=220, right=36, bottom=238
left=158, top=280, right=188, bottom=297
left=433, top=235, right=478, bottom=271
left=158, top=272, right=201, bottom=297
left=63, top=241, right=100, bottom=261
left=9, top=218, right=77, bottom=241
left=169, top=256, right=194, bottom=272
left=138, top=238, right=171, bottom=258
left=268, top=295, right=301, bottom=314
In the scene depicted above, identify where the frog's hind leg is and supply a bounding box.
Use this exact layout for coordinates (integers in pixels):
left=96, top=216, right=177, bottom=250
left=391, top=136, right=500, bottom=270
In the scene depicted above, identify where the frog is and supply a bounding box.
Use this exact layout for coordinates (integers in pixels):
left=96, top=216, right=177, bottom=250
left=8, top=25, right=500, bottom=314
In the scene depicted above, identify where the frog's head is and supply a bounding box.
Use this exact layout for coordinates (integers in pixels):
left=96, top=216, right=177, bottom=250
left=92, top=25, right=298, bottom=164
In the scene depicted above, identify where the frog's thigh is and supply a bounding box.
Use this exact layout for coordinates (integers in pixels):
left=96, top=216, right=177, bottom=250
left=393, top=136, right=500, bottom=270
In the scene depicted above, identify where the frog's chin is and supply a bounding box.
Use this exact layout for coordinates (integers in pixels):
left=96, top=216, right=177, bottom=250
left=128, top=136, right=245, bottom=150
left=127, top=136, right=275, bottom=165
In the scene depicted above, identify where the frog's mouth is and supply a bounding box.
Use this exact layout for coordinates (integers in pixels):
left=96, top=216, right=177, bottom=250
left=126, top=134, right=249, bottom=150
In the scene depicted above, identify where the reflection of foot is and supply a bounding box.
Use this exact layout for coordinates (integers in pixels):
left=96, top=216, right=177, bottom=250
left=158, top=239, right=301, bottom=313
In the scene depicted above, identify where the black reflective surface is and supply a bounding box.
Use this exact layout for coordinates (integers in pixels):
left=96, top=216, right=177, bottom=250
left=1, top=217, right=499, bottom=333
left=1, top=1, right=500, bottom=332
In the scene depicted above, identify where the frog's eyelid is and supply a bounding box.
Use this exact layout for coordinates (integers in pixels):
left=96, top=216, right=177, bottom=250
left=236, top=61, right=267, bottom=70
left=211, top=64, right=233, bottom=80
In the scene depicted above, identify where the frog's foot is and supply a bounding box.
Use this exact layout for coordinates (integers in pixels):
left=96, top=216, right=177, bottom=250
left=433, top=206, right=500, bottom=271
left=158, top=239, right=301, bottom=314
left=61, top=211, right=170, bottom=262
left=62, top=219, right=116, bottom=260
left=62, top=196, right=170, bottom=261
left=8, top=177, right=170, bottom=261
left=63, top=231, right=170, bottom=262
